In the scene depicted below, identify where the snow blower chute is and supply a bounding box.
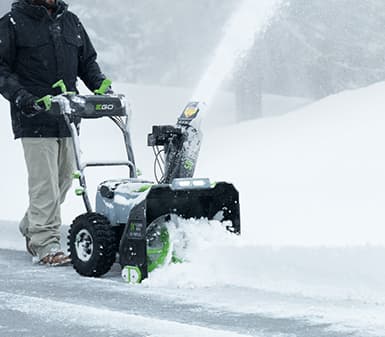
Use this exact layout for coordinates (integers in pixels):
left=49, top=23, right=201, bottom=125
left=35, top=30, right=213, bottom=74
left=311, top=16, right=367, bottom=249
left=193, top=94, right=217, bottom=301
left=46, top=81, right=240, bottom=283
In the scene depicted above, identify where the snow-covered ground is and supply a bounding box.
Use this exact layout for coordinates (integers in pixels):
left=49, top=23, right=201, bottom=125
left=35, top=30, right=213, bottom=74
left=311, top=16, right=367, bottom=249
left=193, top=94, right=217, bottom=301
left=1, top=81, right=385, bottom=336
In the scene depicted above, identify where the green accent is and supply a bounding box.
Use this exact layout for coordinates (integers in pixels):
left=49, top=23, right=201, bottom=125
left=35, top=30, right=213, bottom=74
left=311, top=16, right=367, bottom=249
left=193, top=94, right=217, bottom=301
left=184, top=160, right=194, bottom=171
left=72, top=171, right=82, bottom=179
left=134, top=184, right=152, bottom=193
left=75, top=187, right=85, bottom=196
left=36, top=95, right=52, bottom=111
left=147, top=248, right=164, bottom=255
left=171, top=254, right=183, bottom=264
left=147, top=227, right=170, bottom=273
left=130, top=222, right=136, bottom=232
left=95, top=104, right=102, bottom=111
left=122, top=265, right=142, bottom=284
left=136, top=168, right=142, bottom=177
left=52, top=79, right=67, bottom=94
left=94, top=79, right=112, bottom=95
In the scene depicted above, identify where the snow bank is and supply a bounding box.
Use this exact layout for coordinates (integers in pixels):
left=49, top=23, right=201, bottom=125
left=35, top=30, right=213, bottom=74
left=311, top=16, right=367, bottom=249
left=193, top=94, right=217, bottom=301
left=197, top=81, right=385, bottom=246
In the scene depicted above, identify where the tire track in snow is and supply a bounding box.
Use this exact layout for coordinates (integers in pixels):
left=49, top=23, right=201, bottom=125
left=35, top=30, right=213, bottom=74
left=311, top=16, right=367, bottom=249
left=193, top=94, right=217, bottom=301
left=0, top=291, right=257, bottom=337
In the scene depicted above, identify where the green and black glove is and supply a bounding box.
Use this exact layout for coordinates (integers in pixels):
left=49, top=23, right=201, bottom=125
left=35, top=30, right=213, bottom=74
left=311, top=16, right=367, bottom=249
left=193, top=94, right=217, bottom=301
left=94, top=79, right=113, bottom=95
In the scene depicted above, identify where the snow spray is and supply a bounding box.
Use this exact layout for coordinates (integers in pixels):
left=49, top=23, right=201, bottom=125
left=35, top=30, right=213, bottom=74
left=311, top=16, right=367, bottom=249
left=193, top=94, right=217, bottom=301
left=191, top=0, right=283, bottom=115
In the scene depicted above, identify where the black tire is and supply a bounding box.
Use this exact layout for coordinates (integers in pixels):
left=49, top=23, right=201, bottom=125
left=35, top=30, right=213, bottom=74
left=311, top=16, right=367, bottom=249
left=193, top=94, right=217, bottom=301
left=68, top=213, right=117, bottom=277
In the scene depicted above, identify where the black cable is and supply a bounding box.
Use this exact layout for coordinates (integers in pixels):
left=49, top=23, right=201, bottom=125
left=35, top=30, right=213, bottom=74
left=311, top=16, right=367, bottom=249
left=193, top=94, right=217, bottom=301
left=111, top=116, right=125, bottom=129
left=155, top=148, right=165, bottom=183
left=156, top=145, right=165, bottom=165
left=152, top=146, right=165, bottom=183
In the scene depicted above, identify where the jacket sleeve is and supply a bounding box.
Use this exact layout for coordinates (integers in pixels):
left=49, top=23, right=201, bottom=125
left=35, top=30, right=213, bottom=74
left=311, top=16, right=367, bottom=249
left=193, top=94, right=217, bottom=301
left=77, top=20, right=106, bottom=92
left=0, top=14, right=24, bottom=101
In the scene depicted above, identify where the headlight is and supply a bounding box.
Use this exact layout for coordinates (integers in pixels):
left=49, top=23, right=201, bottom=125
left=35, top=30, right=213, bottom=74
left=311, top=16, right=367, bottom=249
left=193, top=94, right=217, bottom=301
left=171, top=178, right=211, bottom=190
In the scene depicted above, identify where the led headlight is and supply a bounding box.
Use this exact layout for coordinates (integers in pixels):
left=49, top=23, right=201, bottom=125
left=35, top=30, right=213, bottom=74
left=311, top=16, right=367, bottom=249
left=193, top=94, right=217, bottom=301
left=171, top=178, right=211, bottom=190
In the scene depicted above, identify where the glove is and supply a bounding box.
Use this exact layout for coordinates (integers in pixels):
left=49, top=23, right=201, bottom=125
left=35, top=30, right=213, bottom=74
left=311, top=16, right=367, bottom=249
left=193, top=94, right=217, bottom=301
left=94, top=79, right=113, bottom=95
left=15, top=89, right=45, bottom=118
left=104, top=87, right=114, bottom=95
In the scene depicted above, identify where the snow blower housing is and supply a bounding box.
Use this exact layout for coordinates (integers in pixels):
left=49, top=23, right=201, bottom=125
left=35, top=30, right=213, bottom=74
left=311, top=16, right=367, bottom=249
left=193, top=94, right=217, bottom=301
left=49, top=87, right=240, bottom=283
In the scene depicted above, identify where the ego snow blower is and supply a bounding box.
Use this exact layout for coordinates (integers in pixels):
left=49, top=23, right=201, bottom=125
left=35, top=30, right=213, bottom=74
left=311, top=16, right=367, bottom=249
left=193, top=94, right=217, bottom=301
left=45, top=80, right=240, bottom=283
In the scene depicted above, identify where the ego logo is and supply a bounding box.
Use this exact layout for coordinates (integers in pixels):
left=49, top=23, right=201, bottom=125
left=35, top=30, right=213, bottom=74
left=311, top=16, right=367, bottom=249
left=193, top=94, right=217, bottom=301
left=95, top=104, right=114, bottom=111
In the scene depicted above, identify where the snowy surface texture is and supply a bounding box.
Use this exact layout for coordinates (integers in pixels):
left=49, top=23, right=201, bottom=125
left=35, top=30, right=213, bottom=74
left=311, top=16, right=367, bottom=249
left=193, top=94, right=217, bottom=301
left=1, top=225, right=385, bottom=336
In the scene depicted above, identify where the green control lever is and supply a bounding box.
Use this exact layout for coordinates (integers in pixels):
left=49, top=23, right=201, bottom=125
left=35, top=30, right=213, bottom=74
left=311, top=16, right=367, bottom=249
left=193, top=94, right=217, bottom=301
left=35, top=80, right=72, bottom=111
left=36, top=95, right=52, bottom=111
left=52, top=79, right=68, bottom=94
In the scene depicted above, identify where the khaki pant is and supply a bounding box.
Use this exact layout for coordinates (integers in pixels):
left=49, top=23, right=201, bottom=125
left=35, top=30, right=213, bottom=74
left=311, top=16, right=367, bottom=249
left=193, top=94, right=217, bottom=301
left=19, top=138, right=75, bottom=259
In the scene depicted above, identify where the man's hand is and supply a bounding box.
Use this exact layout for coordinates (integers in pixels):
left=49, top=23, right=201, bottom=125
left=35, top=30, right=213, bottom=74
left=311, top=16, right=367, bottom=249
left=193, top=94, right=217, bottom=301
left=104, top=87, right=114, bottom=95
left=15, top=89, right=45, bottom=117
left=94, top=79, right=113, bottom=95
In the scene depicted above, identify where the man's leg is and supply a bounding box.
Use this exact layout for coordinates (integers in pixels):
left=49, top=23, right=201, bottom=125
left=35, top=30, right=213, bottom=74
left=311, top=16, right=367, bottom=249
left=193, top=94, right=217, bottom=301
left=19, top=211, right=29, bottom=237
left=21, top=138, right=61, bottom=259
left=57, top=138, right=75, bottom=226
left=19, top=211, right=37, bottom=256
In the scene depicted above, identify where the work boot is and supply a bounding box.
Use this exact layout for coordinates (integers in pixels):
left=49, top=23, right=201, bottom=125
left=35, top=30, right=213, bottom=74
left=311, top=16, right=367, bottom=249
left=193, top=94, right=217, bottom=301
left=40, top=251, right=71, bottom=266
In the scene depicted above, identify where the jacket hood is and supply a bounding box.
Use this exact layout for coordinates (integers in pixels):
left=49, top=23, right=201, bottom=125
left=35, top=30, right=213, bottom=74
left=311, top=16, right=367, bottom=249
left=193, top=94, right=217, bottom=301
left=12, top=0, right=68, bottom=20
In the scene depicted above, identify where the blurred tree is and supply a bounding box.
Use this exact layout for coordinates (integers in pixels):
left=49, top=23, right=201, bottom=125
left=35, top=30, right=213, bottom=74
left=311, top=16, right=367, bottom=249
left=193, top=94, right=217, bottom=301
left=256, top=0, right=385, bottom=99
left=230, top=0, right=385, bottom=121
left=70, top=0, right=147, bottom=83
left=69, top=0, right=237, bottom=86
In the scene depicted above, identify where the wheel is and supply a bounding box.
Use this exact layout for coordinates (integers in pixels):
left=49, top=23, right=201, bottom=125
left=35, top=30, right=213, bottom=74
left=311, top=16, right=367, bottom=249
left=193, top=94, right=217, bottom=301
left=68, top=213, right=117, bottom=277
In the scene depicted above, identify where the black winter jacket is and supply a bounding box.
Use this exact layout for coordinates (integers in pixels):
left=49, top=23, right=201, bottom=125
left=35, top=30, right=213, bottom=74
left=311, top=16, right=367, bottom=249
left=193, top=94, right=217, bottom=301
left=0, top=0, right=106, bottom=138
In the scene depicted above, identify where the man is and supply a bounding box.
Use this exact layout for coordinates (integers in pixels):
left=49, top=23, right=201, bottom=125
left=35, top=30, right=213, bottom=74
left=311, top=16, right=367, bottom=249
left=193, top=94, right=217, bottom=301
left=0, top=0, right=110, bottom=265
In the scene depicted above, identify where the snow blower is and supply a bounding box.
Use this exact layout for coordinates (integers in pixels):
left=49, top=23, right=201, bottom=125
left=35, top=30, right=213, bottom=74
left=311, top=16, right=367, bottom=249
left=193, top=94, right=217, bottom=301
left=46, top=80, right=240, bottom=283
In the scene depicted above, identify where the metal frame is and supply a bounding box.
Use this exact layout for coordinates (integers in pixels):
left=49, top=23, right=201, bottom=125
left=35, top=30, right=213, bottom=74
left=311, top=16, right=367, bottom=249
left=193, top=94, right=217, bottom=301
left=52, top=95, right=137, bottom=213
